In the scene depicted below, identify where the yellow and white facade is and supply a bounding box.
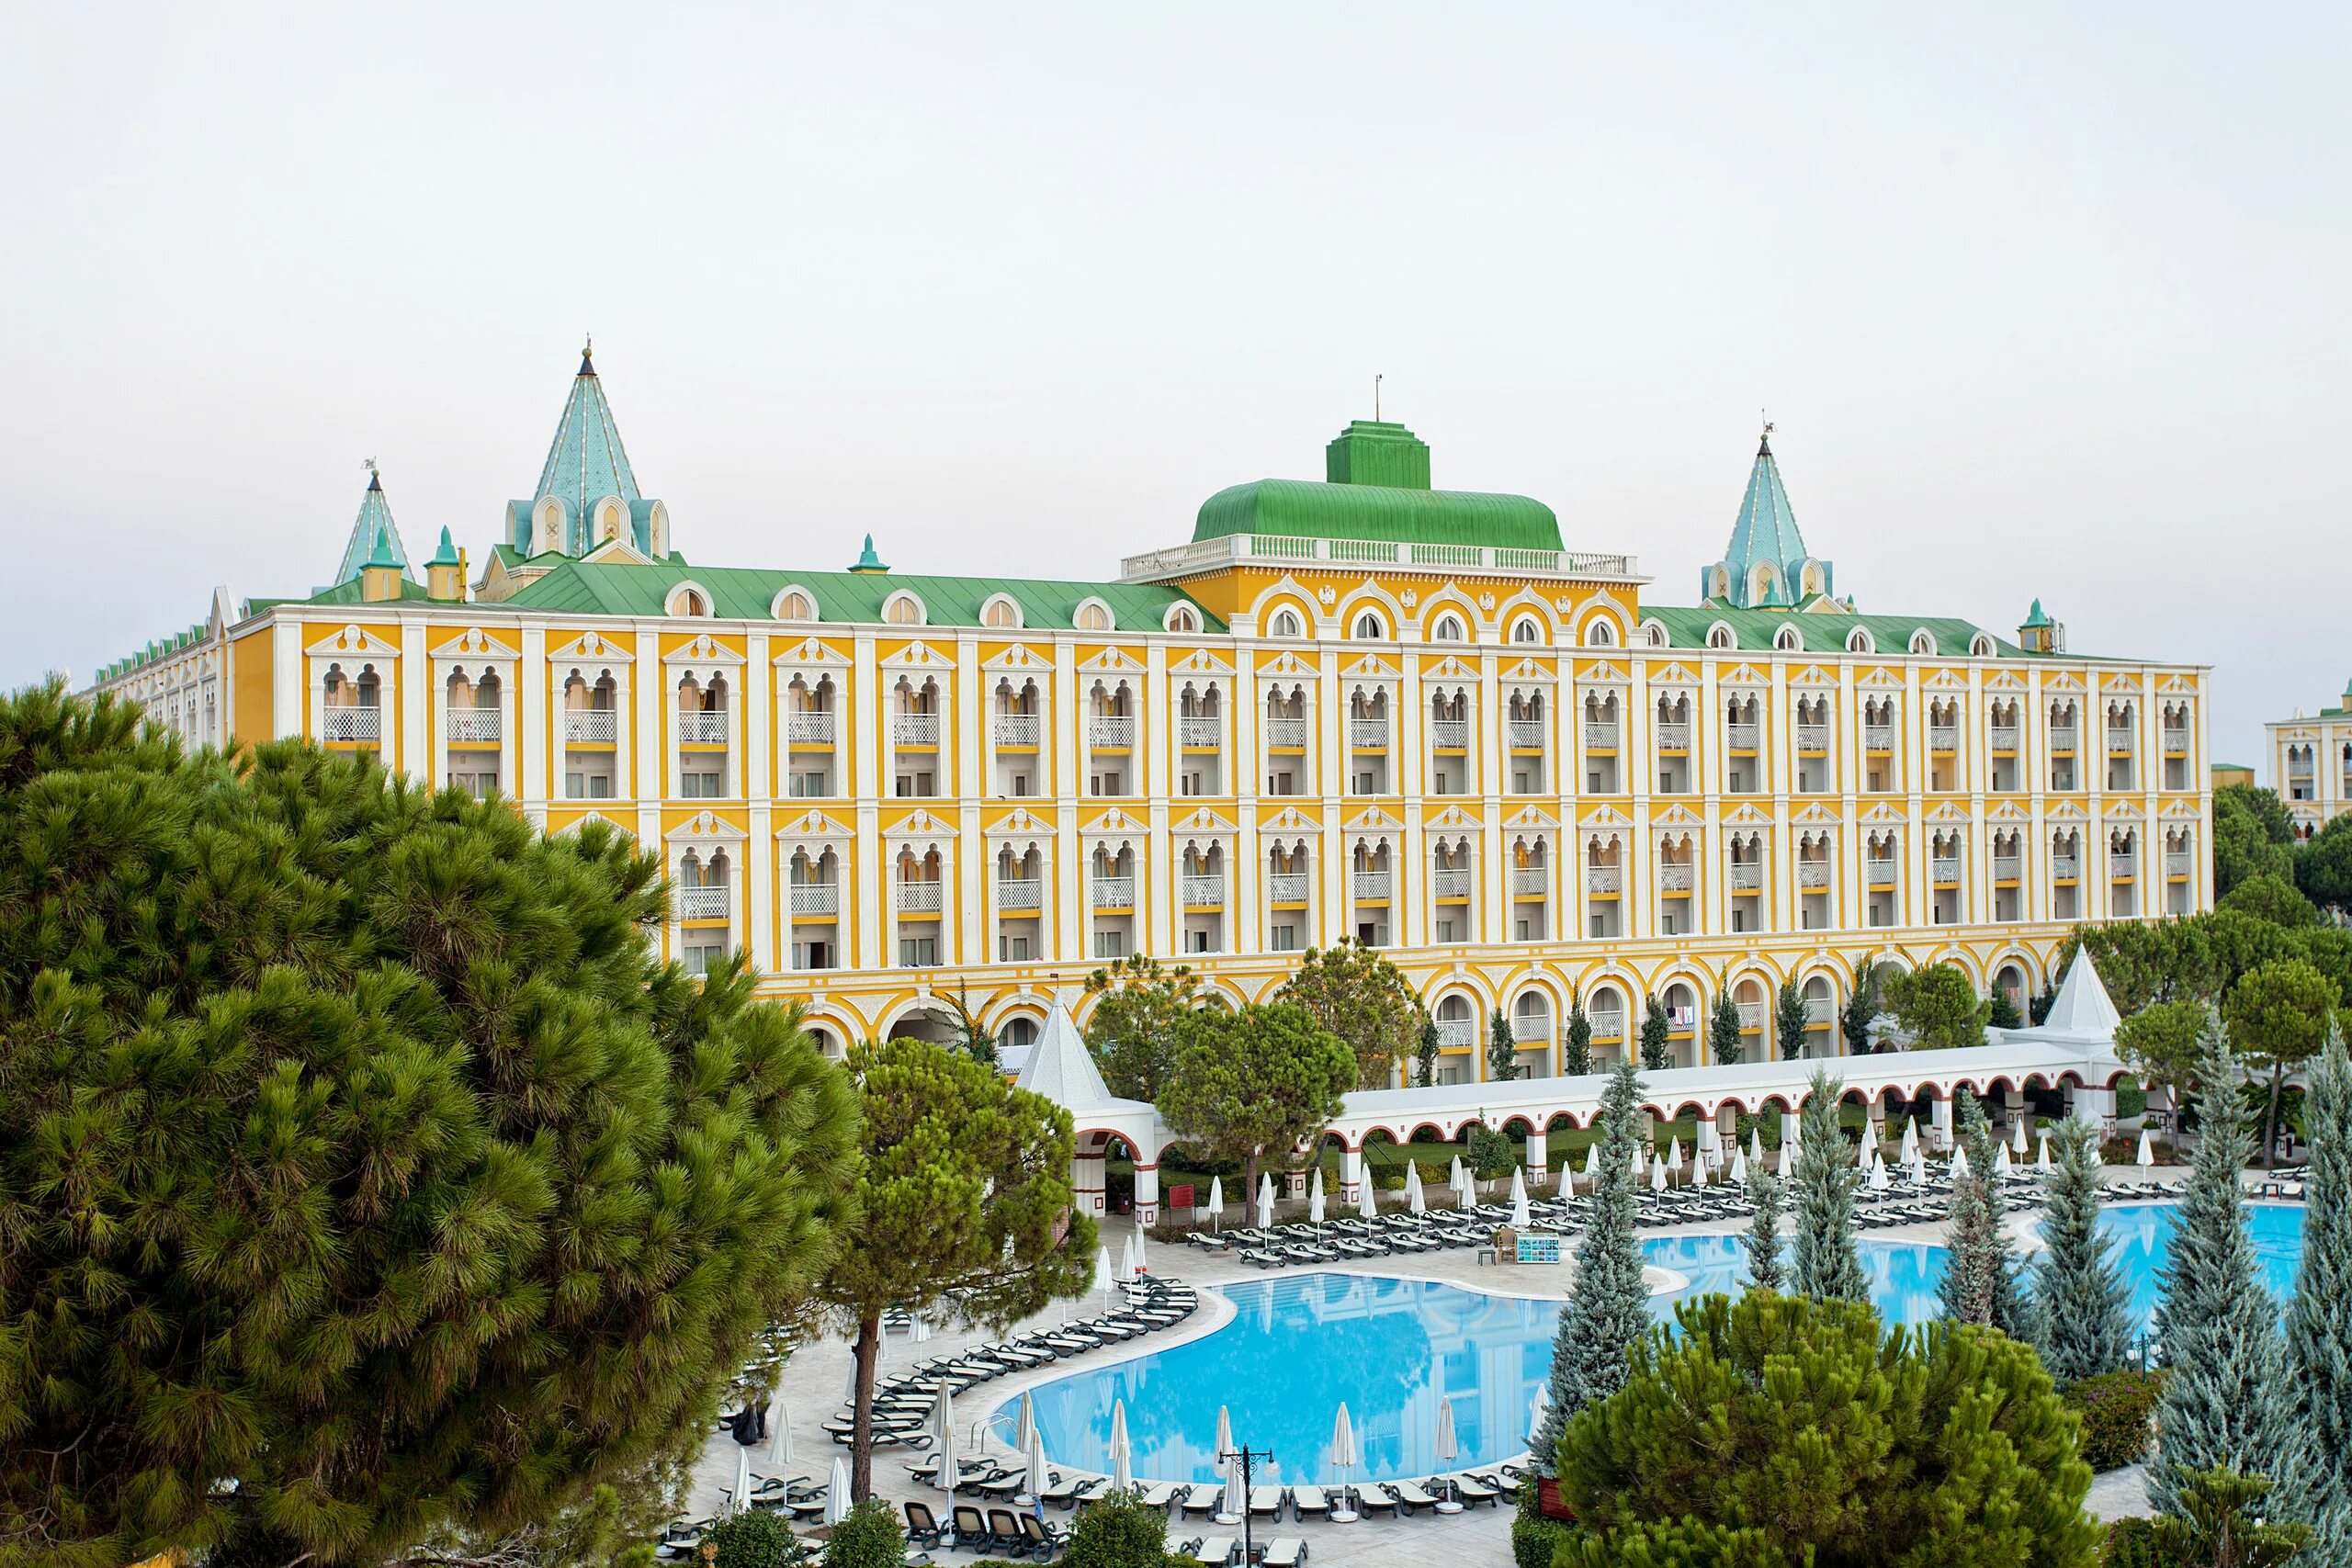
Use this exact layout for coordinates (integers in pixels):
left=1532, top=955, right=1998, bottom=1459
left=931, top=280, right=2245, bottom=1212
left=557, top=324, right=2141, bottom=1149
left=2266, top=682, right=2352, bottom=839
left=93, top=355, right=2213, bottom=1082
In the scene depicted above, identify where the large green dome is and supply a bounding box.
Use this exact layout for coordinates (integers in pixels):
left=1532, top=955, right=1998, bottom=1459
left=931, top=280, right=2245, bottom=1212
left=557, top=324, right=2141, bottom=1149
left=1193, top=421, right=1562, bottom=552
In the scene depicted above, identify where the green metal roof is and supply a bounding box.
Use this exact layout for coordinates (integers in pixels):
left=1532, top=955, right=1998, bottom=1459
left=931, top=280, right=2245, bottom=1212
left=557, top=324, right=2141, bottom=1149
left=1640, top=604, right=2021, bottom=656
left=503, top=558, right=1220, bottom=633
left=1193, top=420, right=1562, bottom=551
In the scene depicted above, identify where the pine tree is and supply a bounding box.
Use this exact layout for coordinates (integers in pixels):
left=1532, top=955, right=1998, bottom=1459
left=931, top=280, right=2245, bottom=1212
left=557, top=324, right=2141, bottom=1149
left=1562, top=996, right=1593, bottom=1077
left=1639, top=994, right=1671, bottom=1071
left=1792, top=1068, right=1869, bottom=1302
left=1744, top=1173, right=1785, bottom=1292
left=1532, top=1060, right=1652, bottom=1474
left=1937, top=1089, right=2033, bottom=1336
left=1709, top=990, right=1743, bottom=1066
left=2283, top=1024, right=2352, bottom=1551
left=2149, top=1012, right=2303, bottom=1518
left=2030, top=1117, right=2135, bottom=1384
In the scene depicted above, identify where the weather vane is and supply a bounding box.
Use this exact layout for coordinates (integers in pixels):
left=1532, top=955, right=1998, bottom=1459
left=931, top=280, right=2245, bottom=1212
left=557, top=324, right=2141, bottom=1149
left=363, top=456, right=377, bottom=476
left=1760, top=410, right=1774, bottom=439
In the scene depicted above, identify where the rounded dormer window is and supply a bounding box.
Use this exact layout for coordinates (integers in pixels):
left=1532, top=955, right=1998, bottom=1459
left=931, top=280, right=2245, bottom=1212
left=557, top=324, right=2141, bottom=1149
left=981, top=594, right=1023, bottom=629
left=1910, top=628, right=1938, bottom=656
left=884, top=592, right=925, bottom=626
left=1970, top=632, right=1996, bottom=658
left=1847, top=626, right=1874, bottom=655
left=1775, top=626, right=1802, bottom=652
left=1075, top=600, right=1114, bottom=632
left=1165, top=604, right=1200, bottom=634
left=1585, top=617, right=1617, bottom=648
left=667, top=582, right=712, bottom=617
left=773, top=588, right=816, bottom=622
left=1707, top=624, right=1735, bottom=650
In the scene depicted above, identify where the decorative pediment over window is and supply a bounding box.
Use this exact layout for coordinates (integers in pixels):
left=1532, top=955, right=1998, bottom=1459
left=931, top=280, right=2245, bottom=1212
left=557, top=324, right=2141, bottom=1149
left=1342, top=804, right=1405, bottom=833
left=1341, top=652, right=1401, bottom=681
left=1986, top=801, right=2029, bottom=823
left=2046, top=800, right=2089, bottom=824
left=980, top=642, right=1051, bottom=673
left=2044, top=671, right=2086, bottom=694
left=1576, top=804, right=1634, bottom=830
left=2161, top=798, right=2203, bottom=820
left=1419, top=655, right=1478, bottom=682
left=772, top=636, right=851, bottom=669
left=1719, top=662, right=1770, bottom=688
left=775, top=808, right=853, bottom=841
left=1923, top=668, right=1968, bottom=692
left=1426, top=804, right=1485, bottom=832
left=1173, top=805, right=1238, bottom=834
left=1501, top=803, right=1558, bottom=829
left=1925, top=801, right=1971, bottom=824
left=1789, top=663, right=1838, bottom=688
left=1856, top=666, right=1905, bottom=691
left=1170, top=647, right=1234, bottom=675
left=1257, top=649, right=1319, bottom=677
left=1500, top=657, right=1556, bottom=684
left=1789, top=802, right=1840, bottom=827
left=1654, top=803, right=1704, bottom=829
left=1984, top=670, right=2027, bottom=692
left=1258, top=805, right=1321, bottom=834
left=2102, top=802, right=2146, bottom=825
left=1082, top=806, right=1146, bottom=835
left=884, top=807, right=954, bottom=839
left=1650, top=661, right=1699, bottom=684
left=878, top=639, right=950, bottom=671
left=663, top=632, right=745, bottom=666
left=1859, top=801, right=1907, bottom=826
left=549, top=630, right=634, bottom=664
left=306, top=623, right=401, bottom=660
left=2157, top=672, right=2199, bottom=694
left=664, top=810, right=749, bottom=844
left=1575, top=660, right=1627, bottom=684
left=1722, top=803, right=1772, bottom=828
left=431, top=626, right=519, bottom=661
left=1078, top=646, right=1147, bottom=674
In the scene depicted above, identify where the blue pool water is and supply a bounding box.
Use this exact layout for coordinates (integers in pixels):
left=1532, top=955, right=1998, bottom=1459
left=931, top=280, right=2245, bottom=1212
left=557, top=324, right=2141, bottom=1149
left=1002, top=1203, right=2307, bottom=1484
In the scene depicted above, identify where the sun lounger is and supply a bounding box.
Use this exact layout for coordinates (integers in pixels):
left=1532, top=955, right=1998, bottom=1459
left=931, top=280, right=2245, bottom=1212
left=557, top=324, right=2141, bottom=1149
left=1453, top=1473, right=1500, bottom=1507
left=1018, top=1513, right=1072, bottom=1555
left=1392, top=1479, right=1440, bottom=1514
left=1261, top=1539, right=1307, bottom=1567
left=1249, top=1484, right=1283, bottom=1518
left=1290, top=1484, right=1330, bottom=1519
left=901, top=1501, right=946, bottom=1547
left=951, top=1504, right=989, bottom=1546
left=1352, top=1483, right=1400, bottom=1517
left=1178, top=1482, right=1225, bottom=1517
left=1135, top=1480, right=1183, bottom=1509
left=1473, top=1468, right=1520, bottom=1498
left=1188, top=1536, right=1238, bottom=1565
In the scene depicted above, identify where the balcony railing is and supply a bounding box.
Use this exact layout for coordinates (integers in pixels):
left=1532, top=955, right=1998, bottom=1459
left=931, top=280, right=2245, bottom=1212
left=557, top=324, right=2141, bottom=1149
left=1587, top=865, right=1622, bottom=895
left=1585, top=721, right=1620, bottom=750
left=1654, top=721, right=1690, bottom=750
left=1864, top=724, right=1895, bottom=750
left=991, top=713, right=1041, bottom=747
left=1429, top=718, right=1469, bottom=749
left=1798, top=861, right=1831, bottom=889
left=1727, top=722, right=1759, bottom=750
left=1931, top=857, right=1962, bottom=884
left=1431, top=867, right=1473, bottom=898
left=1348, top=717, right=1390, bottom=750
left=1806, top=997, right=1836, bottom=1024
left=446, top=708, right=502, bottom=743
left=1796, top=723, right=1829, bottom=751
left=2165, top=852, right=2192, bottom=878
left=1088, top=716, right=1136, bottom=749
left=1092, top=875, right=1136, bottom=909
left=789, top=882, right=839, bottom=916
left=2050, top=726, right=2079, bottom=751
left=2052, top=855, right=2081, bottom=881
left=2107, top=727, right=2134, bottom=752
left=1264, top=716, right=1308, bottom=749
left=2163, top=728, right=2189, bottom=754
left=677, top=709, right=728, bottom=744
left=1182, top=874, right=1225, bottom=907
left=896, top=881, right=944, bottom=915
left=1508, top=719, right=1544, bottom=750
left=1929, top=726, right=1958, bottom=751
left=322, top=705, right=381, bottom=743
left=786, top=711, right=835, bottom=745
left=1658, top=863, right=1694, bottom=893
left=1512, top=1019, right=1551, bottom=1044
left=890, top=713, right=941, bottom=746
left=1179, top=716, right=1221, bottom=748
left=1864, top=858, right=1897, bottom=887
left=1511, top=867, right=1548, bottom=897
left=676, top=884, right=730, bottom=920
left=1121, top=532, right=1639, bottom=583
left=1267, top=872, right=1310, bottom=903
left=1990, top=725, right=2019, bottom=751
left=1351, top=870, right=1393, bottom=901
left=1738, top=1001, right=1767, bottom=1031
left=2109, top=854, right=2138, bottom=880
left=1589, top=1010, right=1626, bottom=1041
left=564, top=708, right=617, bottom=744
left=1728, top=862, right=1764, bottom=892
left=1993, top=855, right=2021, bottom=882
left=1434, top=1018, right=1477, bottom=1049
left=997, top=878, right=1042, bottom=911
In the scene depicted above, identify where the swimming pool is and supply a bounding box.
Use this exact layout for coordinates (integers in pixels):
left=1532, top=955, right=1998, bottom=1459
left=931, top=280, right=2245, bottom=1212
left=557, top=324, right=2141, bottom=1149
left=1000, top=1203, right=2307, bottom=1484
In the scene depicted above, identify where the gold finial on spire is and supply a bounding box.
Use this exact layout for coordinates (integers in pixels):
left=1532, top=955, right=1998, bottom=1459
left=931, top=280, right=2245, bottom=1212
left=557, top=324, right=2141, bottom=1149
left=579, top=335, right=595, bottom=374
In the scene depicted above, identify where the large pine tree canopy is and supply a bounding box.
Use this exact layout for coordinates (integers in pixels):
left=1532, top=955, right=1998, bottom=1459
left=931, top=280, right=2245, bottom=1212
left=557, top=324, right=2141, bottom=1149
left=0, top=686, right=859, bottom=1568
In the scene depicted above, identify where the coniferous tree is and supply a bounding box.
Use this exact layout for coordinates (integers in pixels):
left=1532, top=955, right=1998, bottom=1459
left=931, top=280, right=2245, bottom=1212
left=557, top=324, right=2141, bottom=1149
left=1775, top=980, right=1813, bottom=1062
left=1639, top=994, right=1672, bottom=1071
left=1744, top=1173, right=1785, bottom=1292
left=1562, top=996, right=1593, bottom=1077
left=0, top=685, right=861, bottom=1568
left=1488, top=1006, right=1521, bottom=1082
left=2283, top=1024, right=2352, bottom=1552
left=1532, top=1060, right=1651, bottom=1474
left=2030, top=1117, right=2135, bottom=1385
left=2149, top=1012, right=2303, bottom=1518
left=1414, top=1010, right=1441, bottom=1088
left=1938, top=1089, right=2034, bottom=1336
left=1792, top=1069, right=1869, bottom=1302
left=1709, top=990, right=1743, bottom=1066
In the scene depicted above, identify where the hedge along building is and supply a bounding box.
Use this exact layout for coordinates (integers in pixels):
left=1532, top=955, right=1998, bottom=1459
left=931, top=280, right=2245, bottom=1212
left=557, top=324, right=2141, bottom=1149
left=92, top=348, right=2212, bottom=1087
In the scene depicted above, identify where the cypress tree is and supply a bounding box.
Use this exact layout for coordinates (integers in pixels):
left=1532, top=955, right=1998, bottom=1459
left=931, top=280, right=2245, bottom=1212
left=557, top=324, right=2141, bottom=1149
left=1709, top=990, right=1743, bottom=1066
left=1792, top=1068, right=1869, bottom=1302
left=2030, top=1117, right=2135, bottom=1384
left=2283, top=1025, right=2352, bottom=1551
left=1938, top=1089, right=2033, bottom=1336
left=1744, top=1172, right=1785, bottom=1292
left=1639, top=994, right=1671, bottom=1071
left=1562, top=996, right=1593, bottom=1077
left=1532, top=1060, right=1652, bottom=1473
left=2149, top=1012, right=2302, bottom=1518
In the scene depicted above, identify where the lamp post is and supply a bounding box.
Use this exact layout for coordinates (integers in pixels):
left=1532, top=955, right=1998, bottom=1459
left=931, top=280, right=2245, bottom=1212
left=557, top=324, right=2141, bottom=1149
left=1219, top=1442, right=1275, bottom=1565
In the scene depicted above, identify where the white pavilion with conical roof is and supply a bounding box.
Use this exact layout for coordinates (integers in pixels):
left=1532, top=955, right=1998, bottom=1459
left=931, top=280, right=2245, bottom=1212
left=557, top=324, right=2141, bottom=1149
left=1014, top=990, right=1169, bottom=1227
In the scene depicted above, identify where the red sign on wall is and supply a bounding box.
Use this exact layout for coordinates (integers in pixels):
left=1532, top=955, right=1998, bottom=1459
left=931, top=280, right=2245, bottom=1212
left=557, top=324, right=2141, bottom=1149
left=1169, top=1183, right=1195, bottom=1210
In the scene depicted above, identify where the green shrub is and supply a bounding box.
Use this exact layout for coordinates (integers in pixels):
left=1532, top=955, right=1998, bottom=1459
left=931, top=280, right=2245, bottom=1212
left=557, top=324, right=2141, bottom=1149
left=820, top=1499, right=902, bottom=1568
left=2064, top=1369, right=2166, bottom=1472
left=706, top=1507, right=808, bottom=1568
left=1511, top=1483, right=1566, bottom=1568
left=1067, top=1490, right=1171, bottom=1568
left=2098, top=1517, right=2169, bottom=1568
left=2116, top=1081, right=2148, bottom=1121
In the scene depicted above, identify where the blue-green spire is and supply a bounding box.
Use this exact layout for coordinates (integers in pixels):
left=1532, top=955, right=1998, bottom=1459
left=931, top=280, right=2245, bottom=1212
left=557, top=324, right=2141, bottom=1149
left=505, top=341, right=664, bottom=558
left=334, top=465, right=412, bottom=585
left=1700, top=426, right=1837, bottom=609
left=849, top=533, right=888, bottom=573
left=427, top=525, right=461, bottom=569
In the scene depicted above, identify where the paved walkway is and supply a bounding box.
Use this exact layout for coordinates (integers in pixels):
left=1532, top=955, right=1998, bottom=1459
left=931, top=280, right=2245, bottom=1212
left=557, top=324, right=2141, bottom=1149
left=695, top=1178, right=2173, bottom=1562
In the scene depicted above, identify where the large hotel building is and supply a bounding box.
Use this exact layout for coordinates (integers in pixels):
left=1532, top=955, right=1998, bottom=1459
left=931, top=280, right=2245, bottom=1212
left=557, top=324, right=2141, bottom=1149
left=94, top=351, right=2211, bottom=1081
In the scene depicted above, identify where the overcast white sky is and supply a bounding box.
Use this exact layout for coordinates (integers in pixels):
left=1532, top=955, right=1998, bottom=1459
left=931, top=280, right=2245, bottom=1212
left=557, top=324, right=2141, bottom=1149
left=4, top=4, right=2346, bottom=774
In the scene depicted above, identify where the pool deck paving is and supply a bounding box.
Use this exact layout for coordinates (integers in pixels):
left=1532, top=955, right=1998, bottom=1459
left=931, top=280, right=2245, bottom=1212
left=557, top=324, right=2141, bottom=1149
left=699, top=1170, right=2180, bottom=1561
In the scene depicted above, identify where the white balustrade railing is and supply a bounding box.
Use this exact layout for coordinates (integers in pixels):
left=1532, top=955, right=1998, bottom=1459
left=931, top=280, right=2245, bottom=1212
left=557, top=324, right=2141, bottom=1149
left=323, top=705, right=381, bottom=742
left=1508, top=719, right=1545, bottom=750
left=1584, top=722, right=1620, bottom=750
left=1587, top=865, right=1623, bottom=895
left=1738, top=1002, right=1767, bottom=1031
left=1179, top=716, right=1221, bottom=748
left=1931, top=857, right=1962, bottom=883
left=1092, top=875, right=1136, bottom=909
left=786, top=711, right=835, bottom=744
left=676, top=709, right=728, bottom=745
left=1990, top=725, right=2019, bottom=750
left=2165, top=852, right=2191, bottom=877
left=2050, top=726, right=2079, bottom=751
left=1431, top=867, right=1473, bottom=898
left=676, top=884, right=730, bottom=920
left=1351, top=870, right=1393, bottom=901
left=895, top=881, right=944, bottom=914
left=1864, top=858, right=1898, bottom=887
left=1864, top=724, right=1895, bottom=750
left=1267, top=873, right=1310, bottom=903
left=1349, top=717, right=1390, bottom=750
left=1589, top=1009, right=1626, bottom=1040
left=995, top=877, right=1043, bottom=911
left=1429, top=718, right=1469, bottom=749
left=890, top=713, right=941, bottom=746
left=564, top=708, right=617, bottom=744
left=789, top=883, right=838, bottom=916
left=1654, top=721, right=1690, bottom=750
left=991, top=713, right=1041, bottom=747
left=1794, top=724, right=1828, bottom=751
left=2107, top=728, right=2135, bottom=751
left=1658, top=863, right=1694, bottom=893
left=1435, top=1018, right=1476, bottom=1048
left=446, top=708, right=501, bottom=742
left=1806, top=997, right=1836, bottom=1024
left=1929, top=726, right=1959, bottom=751
left=1727, top=722, right=1759, bottom=750
left=1089, top=716, right=1136, bottom=749
left=1728, top=862, right=1764, bottom=891
left=1993, top=856, right=2021, bottom=882
left=1512, top=1018, right=1551, bottom=1044
left=1182, top=874, right=1226, bottom=907
left=1798, top=862, right=1831, bottom=889
left=2163, top=728, right=2190, bottom=753
left=1264, top=716, right=1308, bottom=749
left=2052, top=855, right=2081, bottom=880
left=2109, top=854, right=2138, bottom=879
left=1511, top=867, right=1549, bottom=897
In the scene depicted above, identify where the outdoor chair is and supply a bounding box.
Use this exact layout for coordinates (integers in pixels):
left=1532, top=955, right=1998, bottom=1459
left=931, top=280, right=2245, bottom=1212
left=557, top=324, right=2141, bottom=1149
left=1261, top=1539, right=1308, bottom=1567
left=1391, top=1479, right=1440, bottom=1514
left=951, top=1504, right=989, bottom=1546
left=902, top=1501, right=947, bottom=1547
left=1248, top=1484, right=1283, bottom=1519
left=1134, top=1480, right=1183, bottom=1509
left=1351, top=1483, right=1400, bottom=1517
left=985, top=1507, right=1027, bottom=1554
left=1290, top=1484, right=1329, bottom=1519
left=1187, top=1536, right=1238, bottom=1566
left=1178, top=1482, right=1225, bottom=1517
left=1453, top=1473, right=1500, bottom=1507
left=1018, top=1513, right=1072, bottom=1557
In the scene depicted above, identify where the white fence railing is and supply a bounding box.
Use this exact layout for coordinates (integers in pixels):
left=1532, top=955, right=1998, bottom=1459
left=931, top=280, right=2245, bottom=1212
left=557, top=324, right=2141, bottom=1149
left=1585, top=722, right=1620, bottom=750
left=447, top=708, right=501, bottom=742
left=1993, top=856, right=2021, bottom=882
left=1182, top=874, right=1225, bottom=907
left=890, top=713, right=941, bottom=746
left=2050, top=726, right=2079, bottom=751
left=1435, top=1018, right=1477, bottom=1048
left=1089, top=716, right=1136, bottom=749
left=1796, top=724, right=1829, bottom=750
left=1349, top=718, right=1390, bottom=750
left=786, top=711, right=835, bottom=744
left=1432, top=867, right=1473, bottom=898
left=1798, top=862, right=1831, bottom=889
left=676, top=885, right=730, bottom=920
left=1990, top=725, right=2019, bottom=751
left=564, top=708, right=617, bottom=744
left=1587, top=865, right=1622, bottom=895
left=1658, top=863, right=1694, bottom=893
left=1932, top=857, right=1962, bottom=883
left=2107, top=728, right=2135, bottom=751
left=1929, top=726, right=1958, bottom=751
left=323, top=705, right=381, bottom=742
left=2165, top=852, right=2191, bottom=878
left=1511, top=867, right=1548, bottom=897
left=1864, top=725, right=1895, bottom=750
left=1429, top=718, right=1469, bottom=750
left=677, top=710, right=728, bottom=745
left=1727, top=722, right=1759, bottom=750
left=991, top=713, right=1041, bottom=747
left=1351, top=871, right=1394, bottom=901
left=789, top=883, right=839, bottom=916
left=1267, top=873, right=1310, bottom=903
left=2109, top=855, right=2138, bottom=880
left=1589, top=1009, right=1626, bottom=1040
left=1179, top=716, right=1221, bottom=748
left=895, top=881, right=944, bottom=914
left=1865, top=859, right=1898, bottom=887
left=1654, top=721, right=1690, bottom=750
left=1738, top=1002, right=1767, bottom=1031
left=2052, top=855, right=2081, bottom=880
left=1508, top=719, right=1545, bottom=750
left=1092, top=876, right=1136, bottom=909
left=996, top=878, right=1042, bottom=910
left=1728, top=862, right=1764, bottom=891
left=1264, top=717, right=1308, bottom=749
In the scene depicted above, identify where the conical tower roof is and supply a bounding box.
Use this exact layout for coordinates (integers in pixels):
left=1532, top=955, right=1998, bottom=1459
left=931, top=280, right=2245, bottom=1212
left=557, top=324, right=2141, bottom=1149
left=2040, top=947, right=2121, bottom=1042
left=1015, top=991, right=1118, bottom=1110
left=532, top=342, right=642, bottom=524
left=1721, top=432, right=1808, bottom=605
left=334, top=468, right=412, bottom=585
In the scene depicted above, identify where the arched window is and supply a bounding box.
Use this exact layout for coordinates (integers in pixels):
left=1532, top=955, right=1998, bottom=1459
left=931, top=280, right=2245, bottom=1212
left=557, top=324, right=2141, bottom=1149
left=981, top=595, right=1023, bottom=629
left=1707, top=624, right=1735, bottom=650
left=773, top=588, right=816, bottom=621
left=1584, top=617, right=1616, bottom=648
left=1433, top=613, right=1465, bottom=642
left=668, top=584, right=711, bottom=617
left=1352, top=610, right=1385, bottom=640
left=884, top=592, right=925, bottom=626
left=1271, top=608, right=1302, bottom=638
left=1847, top=626, right=1874, bottom=655
left=1909, top=628, right=1938, bottom=656
left=1075, top=599, right=1114, bottom=632
left=1970, top=632, right=1996, bottom=658
left=1165, top=604, right=1199, bottom=634
left=1511, top=616, right=1542, bottom=645
left=1775, top=625, right=1803, bottom=652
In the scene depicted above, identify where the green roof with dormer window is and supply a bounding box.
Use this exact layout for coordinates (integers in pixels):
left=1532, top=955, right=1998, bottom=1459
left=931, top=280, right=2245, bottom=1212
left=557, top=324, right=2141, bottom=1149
left=1193, top=421, right=1562, bottom=551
